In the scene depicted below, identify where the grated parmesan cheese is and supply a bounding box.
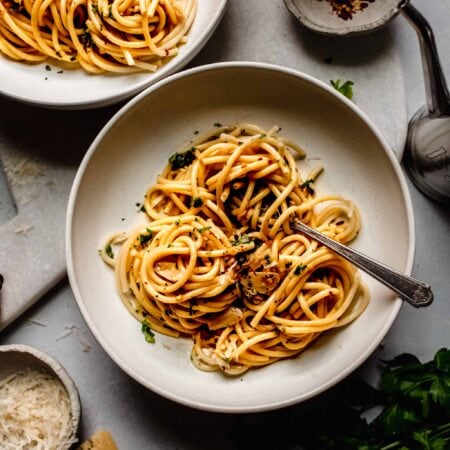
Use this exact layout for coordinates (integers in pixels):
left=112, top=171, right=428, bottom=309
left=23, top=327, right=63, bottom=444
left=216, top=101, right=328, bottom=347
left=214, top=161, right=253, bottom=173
left=0, top=369, right=77, bottom=450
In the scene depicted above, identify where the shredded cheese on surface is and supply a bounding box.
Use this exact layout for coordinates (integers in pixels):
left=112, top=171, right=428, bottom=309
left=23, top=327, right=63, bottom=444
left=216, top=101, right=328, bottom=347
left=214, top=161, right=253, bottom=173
left=0, top=369, right=76, bottom=450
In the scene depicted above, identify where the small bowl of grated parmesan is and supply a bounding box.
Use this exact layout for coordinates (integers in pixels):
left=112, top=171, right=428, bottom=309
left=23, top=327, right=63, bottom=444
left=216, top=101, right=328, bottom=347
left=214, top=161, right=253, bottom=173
left=0, top=344, right=81, bottom=450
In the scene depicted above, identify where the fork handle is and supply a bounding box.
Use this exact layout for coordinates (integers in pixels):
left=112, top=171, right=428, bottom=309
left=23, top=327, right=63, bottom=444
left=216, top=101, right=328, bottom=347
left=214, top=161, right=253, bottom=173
left=292, top=221, right=433, bottom=308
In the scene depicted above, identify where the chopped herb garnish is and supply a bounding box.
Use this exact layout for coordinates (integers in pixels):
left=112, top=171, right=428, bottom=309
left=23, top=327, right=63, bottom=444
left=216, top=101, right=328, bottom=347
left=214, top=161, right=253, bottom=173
left=232, top=234, right=251, bottom=246
left=301, top=179, right=314, bottom=188
left=259, top=134, right=267, bottom=139
left=91, top=3, right=98, bottom=13
left=108, top=4, right=113, bottom=18
left=232, top=234, right=262, bottom=249
left=197, top=226, right=212, bottom=234
left=236, top=253, right=247, bottom=265
left=191, top=197, right=203, bottom=208
left=214, top=122, right=222, bottom=127
left=141, top=320, right=155, bottom=343
left=301, top=179, right=315, bottom=195
left=330, top=79, right=354, bottom=100
left=135, top=202, right=146, bottom=212
left=138, top=229, right=153, bottom=246
left=57, top=70, right=63, bottom=74
left=104, top=243, right=114, bottom=258
left=169, top=148, right=195, bottom=170
left=294, top=264, right=306, bottom=275
left=70, top=56, right=76, bottom=62
left=253, top=238, right=263, bottom=249
left=45, top=65, right=51, bottom=71
left=80, top=27, right=93, bottom=48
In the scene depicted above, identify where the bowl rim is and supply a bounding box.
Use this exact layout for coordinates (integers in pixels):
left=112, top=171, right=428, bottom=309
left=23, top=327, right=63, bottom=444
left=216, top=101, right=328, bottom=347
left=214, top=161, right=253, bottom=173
left=0, top=343, right=81, bottom=444
left=66, top=61, right=415, bottom=412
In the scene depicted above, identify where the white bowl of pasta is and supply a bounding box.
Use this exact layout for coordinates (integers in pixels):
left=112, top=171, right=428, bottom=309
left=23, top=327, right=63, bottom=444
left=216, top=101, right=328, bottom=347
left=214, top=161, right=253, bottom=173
left=0, top=0, right=227, bottom=109
left=67, top=62, right=414, bottom=412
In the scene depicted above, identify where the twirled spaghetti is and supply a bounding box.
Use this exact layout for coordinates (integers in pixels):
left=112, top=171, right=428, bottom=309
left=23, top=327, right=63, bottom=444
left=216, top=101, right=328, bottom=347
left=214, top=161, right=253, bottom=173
left=0, top=0, right=196, bottom=73
left=101, top=124, right=369, bottom=375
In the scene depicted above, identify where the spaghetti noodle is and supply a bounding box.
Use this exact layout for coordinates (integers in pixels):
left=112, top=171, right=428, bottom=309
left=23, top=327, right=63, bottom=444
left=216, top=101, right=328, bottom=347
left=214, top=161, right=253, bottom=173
left=0, top=0, right=196, bottom=73
left=101, top=124, right=369, bottom=375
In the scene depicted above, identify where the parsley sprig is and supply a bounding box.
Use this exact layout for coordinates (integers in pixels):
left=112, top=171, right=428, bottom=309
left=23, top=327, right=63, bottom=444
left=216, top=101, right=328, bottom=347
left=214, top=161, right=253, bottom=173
left=330, top=79, right=354, bottom=100
left=300, top=348, right=450, bottom=449
left=169, top=148, right=195, bottom=170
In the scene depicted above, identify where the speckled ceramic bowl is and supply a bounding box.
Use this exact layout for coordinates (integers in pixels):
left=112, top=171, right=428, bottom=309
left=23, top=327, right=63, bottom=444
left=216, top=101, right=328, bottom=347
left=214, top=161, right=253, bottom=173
left=0, top=344, right=80, bottom=449
left=284, top=0, right=403, bottom=36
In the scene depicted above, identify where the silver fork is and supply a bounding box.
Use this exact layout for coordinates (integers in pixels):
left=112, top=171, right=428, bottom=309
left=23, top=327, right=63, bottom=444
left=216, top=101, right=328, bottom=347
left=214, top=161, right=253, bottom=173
left=291, top=220, right=433, bottom=308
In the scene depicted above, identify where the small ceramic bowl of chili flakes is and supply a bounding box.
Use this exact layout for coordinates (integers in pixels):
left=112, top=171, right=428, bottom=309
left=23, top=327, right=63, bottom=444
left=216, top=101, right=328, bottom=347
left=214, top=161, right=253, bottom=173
left=284, top=0, right=402, bottom=36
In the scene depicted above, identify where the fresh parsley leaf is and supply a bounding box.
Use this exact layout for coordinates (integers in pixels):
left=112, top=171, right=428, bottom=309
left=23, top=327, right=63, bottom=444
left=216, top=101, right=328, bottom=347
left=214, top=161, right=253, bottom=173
left=169, top=148, right=195, bottom=170
left=330, top=79, right=354, bottom=100
left=430, top=377, right=450, bottom=407
left=435, top=348, right=450, bottom=372
left=375, top=403, right=420, bottom=435
left=379, top=368, right=401, bottom=395
left=294, top=264, right=306, bottom=276
left=197, top=226, right=212, bottom=234
left=141, top=320, right=155, bottom=343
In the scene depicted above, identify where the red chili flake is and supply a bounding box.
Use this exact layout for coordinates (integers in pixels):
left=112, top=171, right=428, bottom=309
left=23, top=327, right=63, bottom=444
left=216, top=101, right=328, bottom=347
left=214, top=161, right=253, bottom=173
left=319, top=0, right=376, bottom=20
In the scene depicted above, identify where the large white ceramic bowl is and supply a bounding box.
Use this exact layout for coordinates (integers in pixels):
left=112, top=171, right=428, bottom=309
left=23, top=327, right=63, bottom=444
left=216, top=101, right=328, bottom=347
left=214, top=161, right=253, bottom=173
left=0, top=0, right=228, bottom=109
left=66, top=62, right=414, bottom=412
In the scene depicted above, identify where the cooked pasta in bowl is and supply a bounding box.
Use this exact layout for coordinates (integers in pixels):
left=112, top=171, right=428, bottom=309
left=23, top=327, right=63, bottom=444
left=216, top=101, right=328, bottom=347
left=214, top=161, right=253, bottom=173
left=0, top=0, right=227, bottom=108
left=67, top=62, right=414, bottom=412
